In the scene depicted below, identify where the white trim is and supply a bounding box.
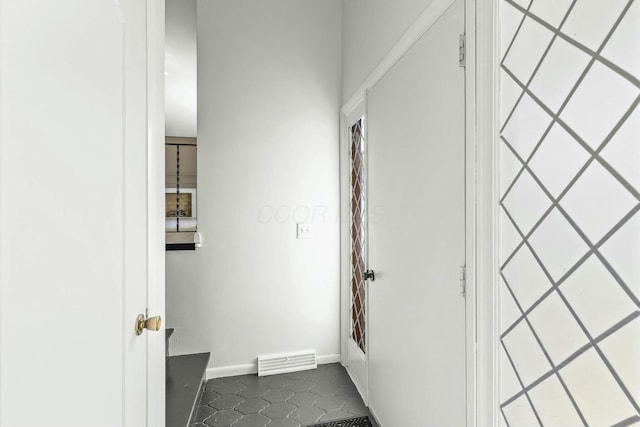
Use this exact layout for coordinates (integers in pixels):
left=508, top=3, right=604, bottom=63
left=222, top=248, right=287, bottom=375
left=368, top=405, right=385, bottom=427
left=342, top=95, right=365, bottom=121
left=341, top=0, right=456, bottom=114
left=317, top=354, right=342, bottom=365
left=207, top=363, right=257, bottom=380
left=146, top=1, right=166, bottom=426
left=363, top=93, right=370, bottom=405
left=465, top=0, right=479, bottom=425
left=340, top=105, right=349, bottom=368
left=206, top=354, right=342, bottom=380
left=474, top=0, right=500, bottom=426
left=0, top=0, right=4, bottom=419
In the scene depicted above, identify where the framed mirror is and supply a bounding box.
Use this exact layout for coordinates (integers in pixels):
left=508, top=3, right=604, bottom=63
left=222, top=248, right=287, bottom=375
left=165, top=0, right=198, bottom=250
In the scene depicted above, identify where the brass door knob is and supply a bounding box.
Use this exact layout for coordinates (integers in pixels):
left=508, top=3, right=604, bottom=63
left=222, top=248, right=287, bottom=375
left=135, top=314, right=162, bottom=335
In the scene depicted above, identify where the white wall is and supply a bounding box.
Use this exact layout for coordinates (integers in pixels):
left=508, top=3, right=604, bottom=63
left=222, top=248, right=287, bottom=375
left=166, top=0, right=342, bottom=373
left=342, top=0, right=436, bottom=103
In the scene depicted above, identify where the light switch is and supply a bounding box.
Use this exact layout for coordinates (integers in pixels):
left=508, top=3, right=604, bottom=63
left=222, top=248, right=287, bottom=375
left=296, top=223, right=312, bottom=239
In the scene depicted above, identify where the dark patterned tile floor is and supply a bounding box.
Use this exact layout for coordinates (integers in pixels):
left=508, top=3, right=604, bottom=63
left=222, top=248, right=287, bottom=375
left=191, top=363, right=377, bottom=427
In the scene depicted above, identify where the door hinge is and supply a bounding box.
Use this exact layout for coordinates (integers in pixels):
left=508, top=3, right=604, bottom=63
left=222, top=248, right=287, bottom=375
left=459, top=265, right=467, bottom=297
left=459, top=34, right=466, bottom=67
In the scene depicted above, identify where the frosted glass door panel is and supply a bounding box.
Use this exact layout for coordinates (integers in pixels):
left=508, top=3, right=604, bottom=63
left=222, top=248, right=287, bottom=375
left=498, top=0, right=640, bottom=425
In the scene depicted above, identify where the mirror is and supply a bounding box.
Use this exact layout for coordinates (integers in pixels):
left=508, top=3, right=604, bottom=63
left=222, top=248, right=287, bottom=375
left=165, top=0, right=198, bottom=250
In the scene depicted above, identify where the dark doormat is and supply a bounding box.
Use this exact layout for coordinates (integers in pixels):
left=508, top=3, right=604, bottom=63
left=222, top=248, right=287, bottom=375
left=307, top=416, right=373, bottom=427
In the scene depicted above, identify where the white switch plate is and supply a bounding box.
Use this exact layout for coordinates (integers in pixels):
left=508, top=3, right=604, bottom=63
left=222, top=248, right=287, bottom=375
left=296, top=223, right=312, bottom=239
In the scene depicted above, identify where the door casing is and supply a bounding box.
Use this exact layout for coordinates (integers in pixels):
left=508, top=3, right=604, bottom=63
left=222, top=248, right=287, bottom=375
left=147, top=1, right=167, bottom=425
left=471, top=0, right=501, bottom=426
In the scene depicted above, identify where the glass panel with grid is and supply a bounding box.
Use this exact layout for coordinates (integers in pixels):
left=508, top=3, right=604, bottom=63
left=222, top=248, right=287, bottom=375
left=350, top=118, right=367, bottom=354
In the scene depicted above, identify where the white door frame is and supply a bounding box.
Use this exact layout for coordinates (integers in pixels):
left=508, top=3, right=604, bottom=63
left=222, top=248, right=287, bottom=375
left=340, top=96, right=370, bottom=403
left=471, top=0, right=500, bottom=426
left=339, top=0, right=500, bottom=424
left=147, top=0, right=167, bottom=425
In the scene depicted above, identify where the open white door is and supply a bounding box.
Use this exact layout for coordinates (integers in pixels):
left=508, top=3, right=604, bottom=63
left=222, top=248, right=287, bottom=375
left=0, top=1, right=165, bottom=426
left=366, top=0, right=467, bottom=425
left=343, top=100, right=369, bottom=402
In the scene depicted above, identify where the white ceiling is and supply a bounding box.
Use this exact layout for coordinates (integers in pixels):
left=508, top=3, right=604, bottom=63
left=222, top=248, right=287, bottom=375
left=165, top=0, right=197, bottom=138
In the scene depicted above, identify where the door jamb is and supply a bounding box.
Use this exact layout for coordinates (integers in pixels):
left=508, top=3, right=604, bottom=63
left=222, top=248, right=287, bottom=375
left=469, top=0, right=500, bottom=426
left=146, top=0, right=166, bottom=425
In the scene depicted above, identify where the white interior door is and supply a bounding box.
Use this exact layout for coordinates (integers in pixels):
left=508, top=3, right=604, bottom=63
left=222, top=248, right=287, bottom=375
left=0, top=1, right=164, bottom=426
left=345, top=101, right=369, bottom=401
left=367, top=0, right=467, bottom=425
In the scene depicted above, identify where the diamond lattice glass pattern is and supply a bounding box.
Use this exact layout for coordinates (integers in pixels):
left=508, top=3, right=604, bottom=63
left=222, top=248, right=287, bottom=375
left=499, top=0, right=640, bottom=425
left=350, top=119, right=366, bottom=354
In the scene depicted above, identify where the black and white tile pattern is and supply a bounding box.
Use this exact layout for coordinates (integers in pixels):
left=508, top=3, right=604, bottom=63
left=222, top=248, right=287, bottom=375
left=499, top=0, right=640, bottom=425
left=191, top=364, right=374, bottom=427
left=307, top=417, right=373, bottom=427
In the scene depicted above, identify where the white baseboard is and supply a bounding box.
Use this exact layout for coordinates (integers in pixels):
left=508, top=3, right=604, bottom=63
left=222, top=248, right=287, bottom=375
left=206, top=363, right=256, bottom=379
left=317, top=353, right=341, bottom=364
left=369, top=405, right=384, bottom=427
left=206, top=353, right=342, bottom=380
